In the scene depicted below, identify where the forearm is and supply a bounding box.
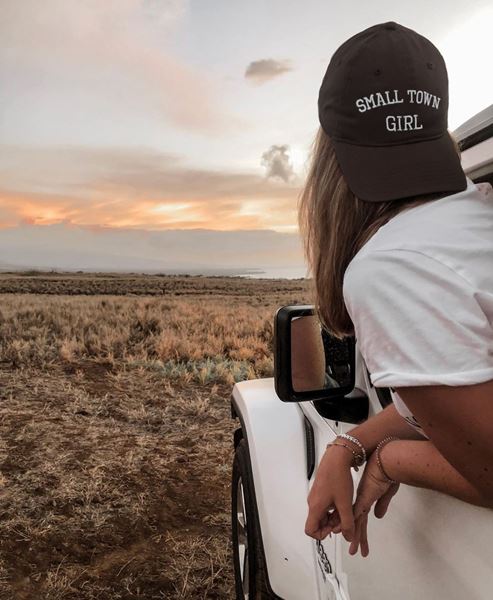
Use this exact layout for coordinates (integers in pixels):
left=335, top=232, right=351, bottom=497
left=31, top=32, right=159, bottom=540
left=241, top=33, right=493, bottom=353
left=380, top=439, right=493, bottom=508
left=346, top=403, right=424, bottom=455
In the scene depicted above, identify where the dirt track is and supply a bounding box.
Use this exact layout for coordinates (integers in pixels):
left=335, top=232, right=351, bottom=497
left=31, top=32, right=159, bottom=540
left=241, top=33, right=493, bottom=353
left=0, top=364, right=236, bottom=599
left=0, top=273, right=310, bottom=599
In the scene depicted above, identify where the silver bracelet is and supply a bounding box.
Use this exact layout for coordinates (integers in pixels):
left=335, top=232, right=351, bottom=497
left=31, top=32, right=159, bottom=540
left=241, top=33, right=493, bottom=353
left=337, top=433, right=367, bottom=465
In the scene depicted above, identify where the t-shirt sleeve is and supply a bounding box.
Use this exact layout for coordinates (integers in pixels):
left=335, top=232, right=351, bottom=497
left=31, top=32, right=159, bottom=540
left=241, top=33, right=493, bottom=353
left=342, top=248, right=493, bottom=387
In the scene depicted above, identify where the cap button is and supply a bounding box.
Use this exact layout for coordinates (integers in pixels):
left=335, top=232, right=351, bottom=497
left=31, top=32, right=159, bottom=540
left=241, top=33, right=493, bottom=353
left=383, top=21, right=397, bottom=30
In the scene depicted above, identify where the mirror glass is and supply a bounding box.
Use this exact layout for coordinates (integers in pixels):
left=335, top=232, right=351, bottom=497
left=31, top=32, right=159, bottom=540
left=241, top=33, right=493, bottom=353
left=290, top=315, right=352, bottom=392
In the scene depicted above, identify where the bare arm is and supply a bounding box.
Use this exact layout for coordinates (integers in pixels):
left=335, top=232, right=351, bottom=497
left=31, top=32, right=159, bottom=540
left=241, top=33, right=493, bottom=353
left=380, top=439, right=492, bottom=508
left=348, top=381, right=493, bottom=509
left=393, top=379, right=493, bottom=505
left=344, top=401, right=425, bottom=454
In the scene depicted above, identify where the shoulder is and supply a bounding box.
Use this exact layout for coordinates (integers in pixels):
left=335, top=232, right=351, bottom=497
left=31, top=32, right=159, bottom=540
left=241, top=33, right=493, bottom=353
left=342, top=248, right=493, bottom=389
left=344, top=247, right=464, bottom=278
left=342, top=248, right=480, bottom=329
left=343, top=248, right=471, bottom=299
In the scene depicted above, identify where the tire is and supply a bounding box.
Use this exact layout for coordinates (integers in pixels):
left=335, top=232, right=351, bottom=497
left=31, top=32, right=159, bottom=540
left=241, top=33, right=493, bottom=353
left=231, top=438, right=277, bottom=599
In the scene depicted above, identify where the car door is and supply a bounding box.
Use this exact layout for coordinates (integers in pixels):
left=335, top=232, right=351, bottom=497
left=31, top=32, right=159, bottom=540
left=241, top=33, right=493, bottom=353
left=334, top=352, right=493, bottom=600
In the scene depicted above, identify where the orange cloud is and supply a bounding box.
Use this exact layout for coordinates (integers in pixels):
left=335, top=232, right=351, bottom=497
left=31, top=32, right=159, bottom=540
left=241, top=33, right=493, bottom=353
left=0, top=144, right=301, bottom=231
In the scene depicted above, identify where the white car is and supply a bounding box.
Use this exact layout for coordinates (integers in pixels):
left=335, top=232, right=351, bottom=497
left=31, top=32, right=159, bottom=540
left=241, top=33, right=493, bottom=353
left=230, top=104, right=493, bottom=600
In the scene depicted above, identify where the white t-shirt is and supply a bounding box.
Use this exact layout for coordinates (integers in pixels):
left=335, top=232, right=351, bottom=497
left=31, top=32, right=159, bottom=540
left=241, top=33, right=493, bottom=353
left=342, top=175, right=493, bottom=439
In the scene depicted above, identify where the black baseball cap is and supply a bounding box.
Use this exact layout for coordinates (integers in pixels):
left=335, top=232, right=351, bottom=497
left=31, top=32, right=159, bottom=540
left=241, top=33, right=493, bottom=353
left=318, top=21, right=467, bottom=202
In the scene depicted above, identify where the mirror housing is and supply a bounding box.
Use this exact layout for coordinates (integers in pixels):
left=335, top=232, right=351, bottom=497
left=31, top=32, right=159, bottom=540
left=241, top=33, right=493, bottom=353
left=274, top=304, right=370, bottom=424
left=274, top=304, right=356, bottom=402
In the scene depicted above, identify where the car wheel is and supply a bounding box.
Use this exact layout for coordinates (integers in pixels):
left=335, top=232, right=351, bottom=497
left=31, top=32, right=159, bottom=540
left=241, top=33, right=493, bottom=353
left=232, top=438, right=277, bottom=599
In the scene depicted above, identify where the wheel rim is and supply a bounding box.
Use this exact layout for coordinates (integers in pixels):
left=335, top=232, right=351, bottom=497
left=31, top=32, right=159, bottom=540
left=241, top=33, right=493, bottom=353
left=236, top=475, right=249, bottom=599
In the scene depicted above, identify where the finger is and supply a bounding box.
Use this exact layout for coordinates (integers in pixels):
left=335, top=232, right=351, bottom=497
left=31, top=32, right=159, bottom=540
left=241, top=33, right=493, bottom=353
left=319, top=510, right=335, bottom=540
left=353, top=479, right=379, bottom=521
left=353, top=493, right=371, bottom=521
left=327, top=508, right=341, bottom=528
left=374, top=483, right=400, bottom=519
left=319, top=523, right=333, bottom=540
left=373, top=493, right=392, bottom=519
left=305, top=507, right=329, bottom=538
left=307, top=526, right=330, bottom=541
left=348, top=516, right=362, bottom=555
left=336, top=496, right=355, bottom=541
left=359, top=515, right=369, bottom=557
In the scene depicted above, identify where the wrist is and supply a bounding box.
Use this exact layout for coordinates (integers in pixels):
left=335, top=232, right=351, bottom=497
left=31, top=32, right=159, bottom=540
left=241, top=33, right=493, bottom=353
left=325, top=442, right=357, bottom=467
left=337, top=433, right=367, bottom=465
left=326, top=435, right=366, bottom=470
left=376, top=438, right=400, bottom=484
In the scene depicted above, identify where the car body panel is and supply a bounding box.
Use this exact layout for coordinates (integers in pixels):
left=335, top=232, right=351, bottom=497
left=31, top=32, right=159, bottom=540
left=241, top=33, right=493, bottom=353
left=232, top=378, right=329, bottom=599
left=460, top=135, right=493, bottom=179
left=338, top=483, right=493, bottom=600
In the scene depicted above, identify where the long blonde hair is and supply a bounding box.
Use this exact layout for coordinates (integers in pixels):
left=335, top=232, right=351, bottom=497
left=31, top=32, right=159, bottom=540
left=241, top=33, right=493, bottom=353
left=297, top=127, right=462, bottom=340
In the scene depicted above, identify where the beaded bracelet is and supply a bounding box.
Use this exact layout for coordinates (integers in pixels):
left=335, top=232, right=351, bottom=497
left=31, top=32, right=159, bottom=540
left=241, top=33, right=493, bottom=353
left=338, top=433, right=367, bottom=465
left=375, top=436, right=400, bottom=484
left=326, top=440, right=364, bottom=471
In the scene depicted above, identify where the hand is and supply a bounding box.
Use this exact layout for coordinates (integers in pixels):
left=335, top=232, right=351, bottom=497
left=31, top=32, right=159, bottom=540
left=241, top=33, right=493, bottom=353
left=348, top=450, right=400, bottom=557
left=305, top=444, right=356, bottom=542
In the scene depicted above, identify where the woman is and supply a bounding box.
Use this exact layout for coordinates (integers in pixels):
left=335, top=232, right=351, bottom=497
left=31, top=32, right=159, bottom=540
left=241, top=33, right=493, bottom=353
left=300, top=21, right=493, bottom=558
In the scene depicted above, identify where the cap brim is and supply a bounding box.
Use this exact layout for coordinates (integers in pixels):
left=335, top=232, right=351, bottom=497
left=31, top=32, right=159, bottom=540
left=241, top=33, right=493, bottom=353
left=331, top=131, right=467, bottom=202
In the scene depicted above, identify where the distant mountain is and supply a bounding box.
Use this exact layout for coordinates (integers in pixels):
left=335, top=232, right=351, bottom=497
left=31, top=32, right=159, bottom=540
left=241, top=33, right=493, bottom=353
left=0, top=222, right=305, bottom=277
left=0, top=259, right=26, bottom=271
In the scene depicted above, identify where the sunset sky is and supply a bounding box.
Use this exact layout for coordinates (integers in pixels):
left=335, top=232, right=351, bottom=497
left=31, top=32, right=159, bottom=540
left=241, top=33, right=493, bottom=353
left=1, top=0, right=492, bottom=274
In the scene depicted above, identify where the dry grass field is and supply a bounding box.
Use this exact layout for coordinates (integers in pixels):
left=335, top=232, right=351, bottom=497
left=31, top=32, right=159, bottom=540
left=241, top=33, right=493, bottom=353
left=0, top=272, right=311, bottom=600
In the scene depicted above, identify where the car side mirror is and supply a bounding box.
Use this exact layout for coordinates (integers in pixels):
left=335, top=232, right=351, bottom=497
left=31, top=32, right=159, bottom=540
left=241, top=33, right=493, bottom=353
left=274, top=305, right=368, bottom=423
left=274, top=304, right=356, bottom=402
left=274, top=305, right=370, bottom=423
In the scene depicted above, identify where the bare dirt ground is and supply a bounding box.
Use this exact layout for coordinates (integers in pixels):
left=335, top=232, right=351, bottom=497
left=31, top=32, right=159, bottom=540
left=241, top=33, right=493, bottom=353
left=0, top=272, right=311, bottom=599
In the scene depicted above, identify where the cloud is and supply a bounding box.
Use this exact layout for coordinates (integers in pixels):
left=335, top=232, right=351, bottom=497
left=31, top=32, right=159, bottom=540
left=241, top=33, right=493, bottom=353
left=0, top=0, right=244, bottom=135
left=245, top=59, right=294, bottom=84
left=0, top=144, right=301, bottom=231
left=141, top=0, right=189, bottom=25
left=261, top=145, right=296, bottom=183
